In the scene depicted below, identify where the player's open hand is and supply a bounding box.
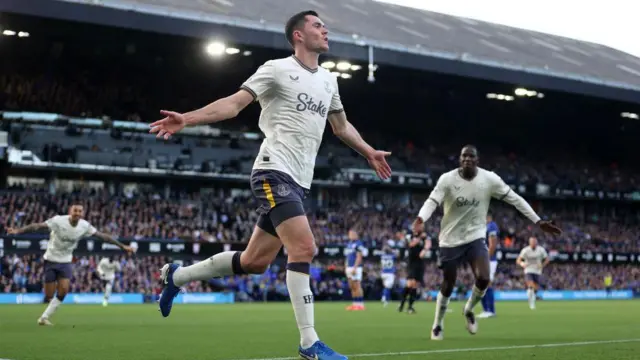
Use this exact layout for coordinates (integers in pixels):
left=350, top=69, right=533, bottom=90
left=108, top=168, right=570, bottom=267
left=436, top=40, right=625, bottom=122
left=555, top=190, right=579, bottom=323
left=149, top=110, right=187, bottom=140
left=366, top=150, right=392, bottom=180
left=537, top=220, right=562, bottom=235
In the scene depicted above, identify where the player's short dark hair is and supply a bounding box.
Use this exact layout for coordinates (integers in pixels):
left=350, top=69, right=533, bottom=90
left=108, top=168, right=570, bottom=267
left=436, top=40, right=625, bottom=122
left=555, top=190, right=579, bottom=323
left=461, top=144, right=478, bottom=155
left=285, top=10, right=319, bottom=47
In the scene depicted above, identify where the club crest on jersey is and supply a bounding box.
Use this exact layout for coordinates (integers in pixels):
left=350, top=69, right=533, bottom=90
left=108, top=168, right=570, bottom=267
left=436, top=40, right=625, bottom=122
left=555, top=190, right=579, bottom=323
left=324, top=80, right=332, bottom=94
left=296, top=93, right=328, bottom=117
left=276, top=184, right=291, bottom=197
left=289, top=75, right=299, bottom=82
left=455, top=196, right=480, bottom=208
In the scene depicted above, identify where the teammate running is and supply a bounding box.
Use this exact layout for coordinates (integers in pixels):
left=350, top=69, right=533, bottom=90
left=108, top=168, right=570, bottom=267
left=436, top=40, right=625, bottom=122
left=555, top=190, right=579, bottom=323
left=516, top=236, right=549, bottom=310
left=412, top=145, right=561, bottom=340
left=8, top=205, right=134, bottom=325
left=98, top=256, right=122, bottom=307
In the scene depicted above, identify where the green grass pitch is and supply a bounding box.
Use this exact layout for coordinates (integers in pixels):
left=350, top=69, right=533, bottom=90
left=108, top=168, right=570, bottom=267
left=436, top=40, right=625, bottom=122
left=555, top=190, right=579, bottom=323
left=0, top=300, right=638, bottom=360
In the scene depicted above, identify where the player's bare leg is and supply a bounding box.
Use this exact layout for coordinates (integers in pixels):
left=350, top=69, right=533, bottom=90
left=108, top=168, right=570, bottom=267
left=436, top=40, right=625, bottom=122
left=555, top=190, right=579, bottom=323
left=432, top=265, right=456, bottom=340
left=159, top=221, right=281, bottom=316
left=463, top=254, right=491, bottom=335
left=39, top=279, right=69, bottom=325
left=163, top=221, right=280, bottom=298
left=346, top=279, right=364, bottom=311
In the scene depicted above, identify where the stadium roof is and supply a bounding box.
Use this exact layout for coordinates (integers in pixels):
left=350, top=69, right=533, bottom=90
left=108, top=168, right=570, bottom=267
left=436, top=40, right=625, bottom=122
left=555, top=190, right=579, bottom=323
left=4, top=0, right=640, bottom=103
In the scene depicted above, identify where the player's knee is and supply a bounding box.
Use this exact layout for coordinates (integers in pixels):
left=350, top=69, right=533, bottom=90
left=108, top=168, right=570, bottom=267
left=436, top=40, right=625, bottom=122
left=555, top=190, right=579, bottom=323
left=240, top=253, right=271, bottom=274
left=287, top=239, right=316, bottom=261
left=476, top=276, right=490, bottom=290
left=440, top=281, right=455, bottom=297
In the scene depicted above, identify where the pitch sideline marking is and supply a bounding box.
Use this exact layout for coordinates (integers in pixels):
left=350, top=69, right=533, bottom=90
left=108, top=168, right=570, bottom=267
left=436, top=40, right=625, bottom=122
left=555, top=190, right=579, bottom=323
left=230, top=338, right=640, bottom=360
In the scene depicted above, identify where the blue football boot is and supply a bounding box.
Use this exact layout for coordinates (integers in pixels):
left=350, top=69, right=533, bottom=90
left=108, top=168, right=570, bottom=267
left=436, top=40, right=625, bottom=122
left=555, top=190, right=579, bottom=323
left=299, top=341, right=348, bottom=360
left=158, top=263, right=181, bottom=317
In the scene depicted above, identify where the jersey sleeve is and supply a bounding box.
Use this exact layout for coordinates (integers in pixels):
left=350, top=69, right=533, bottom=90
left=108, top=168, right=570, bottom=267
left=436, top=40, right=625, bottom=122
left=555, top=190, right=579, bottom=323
left=240, top=61, right=275, bottom=101
left=115, top=262, right=122, bottom=272
left=83, top=222, right=98, bottom=238
left=518, top=248, right=526, bottom=259
left=429, top=174, right=448, bottom=206
left=97, top=259, right=107, bottom=272
left=44, top=215, right=61, bottom=230
left=540, top=247, right=549, bottom=259
left=489, top=172, right=512, bottom=200
left=329, top=77, right=344, bottom=115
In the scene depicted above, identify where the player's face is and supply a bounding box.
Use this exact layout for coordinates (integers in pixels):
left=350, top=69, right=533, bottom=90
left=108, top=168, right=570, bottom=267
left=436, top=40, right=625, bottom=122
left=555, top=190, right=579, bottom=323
left=348, top=230, right=358, bottom=241
left=69, top=205, right=84, bottom=222
left=298, top=15, right=329, bottom=53
left=459, top=147, right=478, bottom=171
left=486, top=215, right=492, bottom=223
left=529, top=237, right=538, bottom=248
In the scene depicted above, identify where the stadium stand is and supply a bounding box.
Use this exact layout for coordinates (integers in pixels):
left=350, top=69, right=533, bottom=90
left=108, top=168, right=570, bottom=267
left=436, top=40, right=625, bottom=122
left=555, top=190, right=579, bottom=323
left=48, top=0, right=640, bottom=89
left=0, top=0, right=638, bottom=307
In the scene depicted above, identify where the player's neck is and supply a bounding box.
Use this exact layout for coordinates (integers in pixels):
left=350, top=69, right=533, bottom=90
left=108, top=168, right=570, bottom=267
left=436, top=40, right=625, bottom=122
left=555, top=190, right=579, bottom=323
left=293, top=49, right=319, bottom=71
left=457, top=168, right=477, bottom=180
left=68, top=218, right=79, bottom=227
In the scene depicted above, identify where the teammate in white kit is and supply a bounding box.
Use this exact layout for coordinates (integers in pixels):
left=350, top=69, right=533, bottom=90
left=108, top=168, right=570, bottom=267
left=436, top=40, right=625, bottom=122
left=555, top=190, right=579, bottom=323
left=7, top=205, right=134, bottom=325
left=98, top=256, right=122, bottom=307
left=412, top=145, right=561, bottom=340
left=149, top=10, right=391, bottom=360
left=516, top=236, right=549, bottom=310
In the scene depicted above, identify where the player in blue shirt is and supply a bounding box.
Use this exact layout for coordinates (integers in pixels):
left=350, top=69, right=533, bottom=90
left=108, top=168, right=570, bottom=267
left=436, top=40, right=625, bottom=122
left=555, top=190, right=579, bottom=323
left=380, top=246, right=397, bottom=307
left=345, top=230, right=366, bottom=311
left=479, top=214, right=499, bottom=318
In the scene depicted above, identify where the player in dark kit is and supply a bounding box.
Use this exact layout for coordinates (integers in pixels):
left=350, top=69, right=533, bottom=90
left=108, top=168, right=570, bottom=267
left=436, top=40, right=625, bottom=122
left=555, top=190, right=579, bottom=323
left=398, top=232, right=430, bottom=314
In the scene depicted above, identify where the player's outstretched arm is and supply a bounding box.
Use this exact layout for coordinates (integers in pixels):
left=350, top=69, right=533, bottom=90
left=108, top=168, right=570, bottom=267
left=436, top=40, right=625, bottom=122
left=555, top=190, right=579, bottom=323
left=94, top=231, right=136, bottom=254
left=328, top=111, right=391, bottom=180
left=413, top=175, right=446, bottom=234
left=149, top=90, right=254, bottom=140
left=6, top=222, right=49, bottom=234
left=491, top=174, right=562, bottom=235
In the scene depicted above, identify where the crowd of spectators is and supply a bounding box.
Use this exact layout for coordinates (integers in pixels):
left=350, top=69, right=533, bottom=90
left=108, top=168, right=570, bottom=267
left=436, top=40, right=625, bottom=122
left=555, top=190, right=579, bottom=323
left=1, top=186, right=638, bottom=252
left=1, top=255, right=638, bottom=301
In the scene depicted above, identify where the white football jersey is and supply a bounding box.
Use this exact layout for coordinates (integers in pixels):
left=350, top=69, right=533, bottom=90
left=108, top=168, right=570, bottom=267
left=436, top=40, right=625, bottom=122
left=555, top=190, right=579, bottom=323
left=518, top=246, right=548, bottom=275
left=241, top=56, right=344, bottom=189
left=43, top=215, right=97, bottom=263
left=98, top=257, right=121, bottom=281
left=428, top=168, right=512, bottom=248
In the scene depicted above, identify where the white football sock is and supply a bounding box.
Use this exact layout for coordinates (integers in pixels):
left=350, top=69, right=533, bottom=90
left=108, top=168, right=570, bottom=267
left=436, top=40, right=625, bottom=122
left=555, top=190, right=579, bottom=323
left=464, top=286, right=486, bottom=313
left=433, top=292, right=450, bottom=328
left=287, top=270, right=319, bottom=349
left=104, top=283, right=113, bottom=300
left=173, top=252, right=236, bottom=287
left=527, top=288, right=536, bottom=307
left=41, top=297, right=61, bottom=319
